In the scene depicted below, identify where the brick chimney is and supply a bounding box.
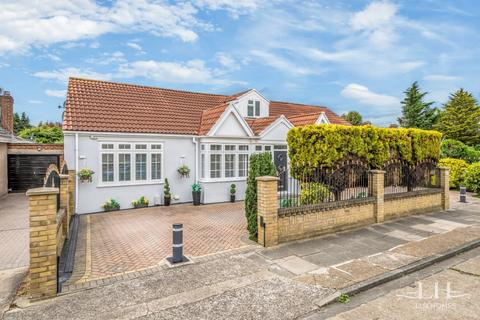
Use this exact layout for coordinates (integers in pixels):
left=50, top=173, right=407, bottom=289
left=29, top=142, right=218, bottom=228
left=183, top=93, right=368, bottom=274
left=0, top=90, right=14, bottom=133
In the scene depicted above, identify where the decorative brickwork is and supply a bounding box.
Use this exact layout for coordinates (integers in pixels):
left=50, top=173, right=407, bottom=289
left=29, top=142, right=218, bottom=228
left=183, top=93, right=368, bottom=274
left=438, top=167, right=450, bottom=210
left=257, top=168, right=450, bottom=246
left=59, top=174, right=69, bottom=238
left=26, top=187, right=59, bottom=300
left=256, top=176, right=279, bottom=247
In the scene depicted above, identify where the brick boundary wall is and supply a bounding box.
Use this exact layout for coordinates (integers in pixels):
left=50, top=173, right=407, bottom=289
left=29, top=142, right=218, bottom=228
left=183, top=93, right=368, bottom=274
left=257, top=167, right=449, bottom=247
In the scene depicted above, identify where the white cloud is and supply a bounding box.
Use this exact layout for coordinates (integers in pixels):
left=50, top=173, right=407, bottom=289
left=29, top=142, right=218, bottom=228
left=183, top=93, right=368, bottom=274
left=117, top=59, right=212, bottom=83
left=215, top=52, right=239, bottom=71
left=34, top=67, right=112, bottom=83
left=1, top=0, right=251, bottom=54
left=341, top=83, right=399, bottom=109
left=0, top=62, right=9, bottom=68
left=126, top=42, right=143, bottom=52
left=28, top=100, right=43, bottom=104
left=350, top=1, right=398, bottom=49
left=250, top=50, right=316, bottom=76
left=424, top=74, right=461, bottom=82
left=45, top=89, right=67, bottom=98
left=86, top=51, right=127, bottom=65
left=194, top=0, right=261, bottom=18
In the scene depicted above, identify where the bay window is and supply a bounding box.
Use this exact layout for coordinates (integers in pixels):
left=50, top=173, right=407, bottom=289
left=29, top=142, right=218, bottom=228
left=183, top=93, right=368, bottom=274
left=99, top=142, right=163, bottom=185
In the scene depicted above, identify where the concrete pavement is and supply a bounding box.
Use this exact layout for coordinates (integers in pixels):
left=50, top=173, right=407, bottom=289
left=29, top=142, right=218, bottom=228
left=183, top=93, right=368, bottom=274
left=0, top=194, right=28, bottom=318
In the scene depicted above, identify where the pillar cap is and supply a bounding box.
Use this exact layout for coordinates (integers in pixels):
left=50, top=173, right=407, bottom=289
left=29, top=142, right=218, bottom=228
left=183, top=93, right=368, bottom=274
left=256, top=176, right=280, bottom=181
left=437, top=167, right=449, bottom=171
left=26, top=187, right=59, bottom=196
left=369, top=170, right=386, bottom=174
left=59, top=174, right=69, bottom=179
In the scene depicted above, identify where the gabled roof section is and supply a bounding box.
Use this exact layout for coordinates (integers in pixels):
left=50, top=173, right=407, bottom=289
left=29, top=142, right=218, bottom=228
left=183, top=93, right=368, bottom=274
left=198, top=103, right=229, bottom=135
left=270, top=101, right=350, bottom=125
left=259, top=115, right=294, bottom=137
left=207, top=104, right=254, bottom=137
left=246, top=116, right=278, bottom=135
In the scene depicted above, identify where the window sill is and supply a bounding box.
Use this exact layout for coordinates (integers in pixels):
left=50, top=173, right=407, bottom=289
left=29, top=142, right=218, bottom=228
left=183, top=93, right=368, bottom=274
left=97, top=180, right=164, bottom=188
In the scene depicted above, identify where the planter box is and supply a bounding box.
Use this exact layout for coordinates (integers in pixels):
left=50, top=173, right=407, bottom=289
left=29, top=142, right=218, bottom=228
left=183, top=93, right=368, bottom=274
left=103, top=207, right=120, bottom=212
left=192, top=191, right=201, bottom=206
left=133, top=204, right=148, bottom=209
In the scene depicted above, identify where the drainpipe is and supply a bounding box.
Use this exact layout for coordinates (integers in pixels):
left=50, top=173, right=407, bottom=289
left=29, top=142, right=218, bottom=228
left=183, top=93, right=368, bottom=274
left=192, top=137, right=199, bottom=182
left=74, top=133, right=79, bottom=214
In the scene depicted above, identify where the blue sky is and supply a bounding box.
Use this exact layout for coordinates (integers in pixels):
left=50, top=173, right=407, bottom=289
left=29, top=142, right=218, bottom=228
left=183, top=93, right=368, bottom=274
left=0, top=0, right=479, bottom=126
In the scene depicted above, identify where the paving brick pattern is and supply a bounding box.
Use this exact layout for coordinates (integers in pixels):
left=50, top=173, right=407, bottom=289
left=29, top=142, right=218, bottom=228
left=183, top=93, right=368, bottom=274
left=0, top=194, right=29, bottom=271
left=69, top=202, right=249, bottom=283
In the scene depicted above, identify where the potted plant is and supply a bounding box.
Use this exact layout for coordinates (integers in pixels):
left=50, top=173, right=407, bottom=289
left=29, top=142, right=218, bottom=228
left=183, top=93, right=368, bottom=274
left=164, top=178, right=171, bottom=206
left=132, top=196, right=149, bottom=208
left=177, top=164, right=190, bottom=178
left=102, top=198, right=120, bottom=212
left=77, top=168, right=94, bottom=183
left=230, top=184, right=236, bottom=202
left=192, top=183, right=201, bottom=206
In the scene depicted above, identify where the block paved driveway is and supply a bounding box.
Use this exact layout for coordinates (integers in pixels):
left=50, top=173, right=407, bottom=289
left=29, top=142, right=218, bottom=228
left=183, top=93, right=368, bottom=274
left=67, top=202, right=250, bottom=286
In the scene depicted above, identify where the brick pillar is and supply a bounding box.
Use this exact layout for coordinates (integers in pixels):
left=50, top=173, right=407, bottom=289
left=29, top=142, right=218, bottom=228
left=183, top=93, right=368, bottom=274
left=59, top=174, right=69, bottom=238
left=68, top=170, right=75, bottom=215
left=256, top=176, right=279, bottom=247
left=438, top=167, right=450, bottom=210
left=369, top=170, right=385, bottom=223
left=26, top=187, right=59, bottom=300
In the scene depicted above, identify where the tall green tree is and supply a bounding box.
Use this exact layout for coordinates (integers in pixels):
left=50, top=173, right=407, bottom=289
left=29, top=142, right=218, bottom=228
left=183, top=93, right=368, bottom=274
left=18, top=125, right=63, bottom=143
left=398, top=82, right=439, bottom=129
left=341, top=111, right=363, bottom=126
left=435, top=89, right=480, bottom=146
left=13, top=112, right=32, bottom=134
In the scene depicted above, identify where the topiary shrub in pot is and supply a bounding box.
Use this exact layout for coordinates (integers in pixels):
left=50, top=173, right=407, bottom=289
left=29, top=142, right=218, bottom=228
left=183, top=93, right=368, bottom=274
left=192, top=183, right=201, bottom=206
left=132, top=196, right=149, bottom=208
left=164, top=178, right=171, bottom=206
left=230, top=184, right=236, bottom=203
left=102, top=198, right=120, bottom=212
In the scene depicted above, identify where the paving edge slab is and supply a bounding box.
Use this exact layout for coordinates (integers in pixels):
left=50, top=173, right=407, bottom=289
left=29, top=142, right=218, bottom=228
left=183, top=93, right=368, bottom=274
left=314, top=237, right=480, bottom=308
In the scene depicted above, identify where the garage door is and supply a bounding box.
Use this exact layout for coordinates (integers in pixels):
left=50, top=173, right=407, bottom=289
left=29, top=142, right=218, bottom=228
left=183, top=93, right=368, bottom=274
left=8, top=155, right=59, bottom=192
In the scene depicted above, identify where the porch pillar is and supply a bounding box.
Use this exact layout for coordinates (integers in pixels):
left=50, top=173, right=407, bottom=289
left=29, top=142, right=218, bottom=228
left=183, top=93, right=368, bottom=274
left=26, top=187, right=59, bottom=300
left=256, top=176, right=279, bottom=247
left=68, top=170, right=75, bottom=215
left=369, top=170, right=385, bottom=223
left=437, top=167, right=450, bottom=210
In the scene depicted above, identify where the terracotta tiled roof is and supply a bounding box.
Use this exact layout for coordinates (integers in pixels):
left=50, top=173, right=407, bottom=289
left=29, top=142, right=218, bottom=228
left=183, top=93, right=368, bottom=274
left=247, top=116, right=279, bottom=134
left=198, top=103, right=229, bottom=135
left=64, top=78, right=349, bottom=135
left=270, top=101, right=350, bottom=125
left=288, top=112, right=322, bottom=126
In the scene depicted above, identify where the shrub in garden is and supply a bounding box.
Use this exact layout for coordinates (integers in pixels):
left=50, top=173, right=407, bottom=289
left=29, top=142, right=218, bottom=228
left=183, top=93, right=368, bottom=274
left=102, top=198, right=120, bottom=211
left=287, top=125, right=441, bottom=176
left=299, top=183, right=332, bottom=205
left=132, top=196, right=149, bottom=208
left=245, top=152, right=277, bottom=240
left=464, top=163, right=480, bottom=194
left=440, top=139, right=480, bottom=163
left=438, top=158, right=469, bottom=189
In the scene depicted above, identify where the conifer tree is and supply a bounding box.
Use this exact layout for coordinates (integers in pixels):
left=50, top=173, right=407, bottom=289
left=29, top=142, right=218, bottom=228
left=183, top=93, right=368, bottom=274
left=398, top=82, right=438, bottom=129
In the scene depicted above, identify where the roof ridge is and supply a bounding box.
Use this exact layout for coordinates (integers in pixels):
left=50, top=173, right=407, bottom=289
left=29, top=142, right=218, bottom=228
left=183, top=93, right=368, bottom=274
left=287, top=111, right=322, bottom=119
left=68, top=77, right=232, bottom=98
left=271, top=100, right=328, bottom=109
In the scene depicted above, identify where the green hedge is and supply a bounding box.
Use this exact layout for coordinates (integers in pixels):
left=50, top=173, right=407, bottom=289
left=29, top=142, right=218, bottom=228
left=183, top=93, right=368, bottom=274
left=245, top=152, right=277, bottom=240
left=441, top=139, right=480, bottom=163
left=438, top=158, right=469, bottom=189
left=287, top=125, right=442, bottom=175
left=465, top=163, right=480, bottom=194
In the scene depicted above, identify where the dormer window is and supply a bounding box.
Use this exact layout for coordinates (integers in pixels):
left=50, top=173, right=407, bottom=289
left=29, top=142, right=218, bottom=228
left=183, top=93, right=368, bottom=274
left=247, top=100, right=260, bottom=117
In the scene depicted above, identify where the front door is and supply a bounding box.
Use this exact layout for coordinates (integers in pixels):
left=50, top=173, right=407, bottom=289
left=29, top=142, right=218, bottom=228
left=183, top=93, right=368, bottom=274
left=274, top=147, right=288, bottom=192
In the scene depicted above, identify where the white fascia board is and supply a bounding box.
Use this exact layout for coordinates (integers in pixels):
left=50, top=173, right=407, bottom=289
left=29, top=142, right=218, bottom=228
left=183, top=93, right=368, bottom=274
left=259, top=115, right=294, bottom=138
left=232, top=89, right=270, bottom=104
left=207, top=103, right=254, bottom=137
left=315, top=112, right=331, bottom=124
left=63, top=130, right=197, bottom=138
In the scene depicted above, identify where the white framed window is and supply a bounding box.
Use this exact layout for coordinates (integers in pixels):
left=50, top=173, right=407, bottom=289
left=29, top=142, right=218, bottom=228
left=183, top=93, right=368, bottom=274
left=210, top=154, right=222, bottom=178
left=247, top=100, right=260, bottom=117
left=102, top=153, right=114, bottom=182
left=224, top=154, right=235, bottom=178
left=151, top=153, right=162, bottom=180
left=238, top=154, right=249, bottom=177
left=99, top=142, right=163, bottom=186
left=118, top=153, right=131, bottom=181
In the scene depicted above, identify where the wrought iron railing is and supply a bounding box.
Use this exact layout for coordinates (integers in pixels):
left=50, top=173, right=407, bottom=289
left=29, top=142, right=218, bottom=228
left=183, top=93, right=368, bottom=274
left=278, top=159, right=370, bottom=209
left=383, top=159, right=439, bottom=195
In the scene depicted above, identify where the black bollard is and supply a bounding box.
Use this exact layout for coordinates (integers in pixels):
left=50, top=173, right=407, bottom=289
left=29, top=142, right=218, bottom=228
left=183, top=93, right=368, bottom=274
left=460, top=187, right=467, bottom=203
left=172, top=223, right=183, bottom=263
